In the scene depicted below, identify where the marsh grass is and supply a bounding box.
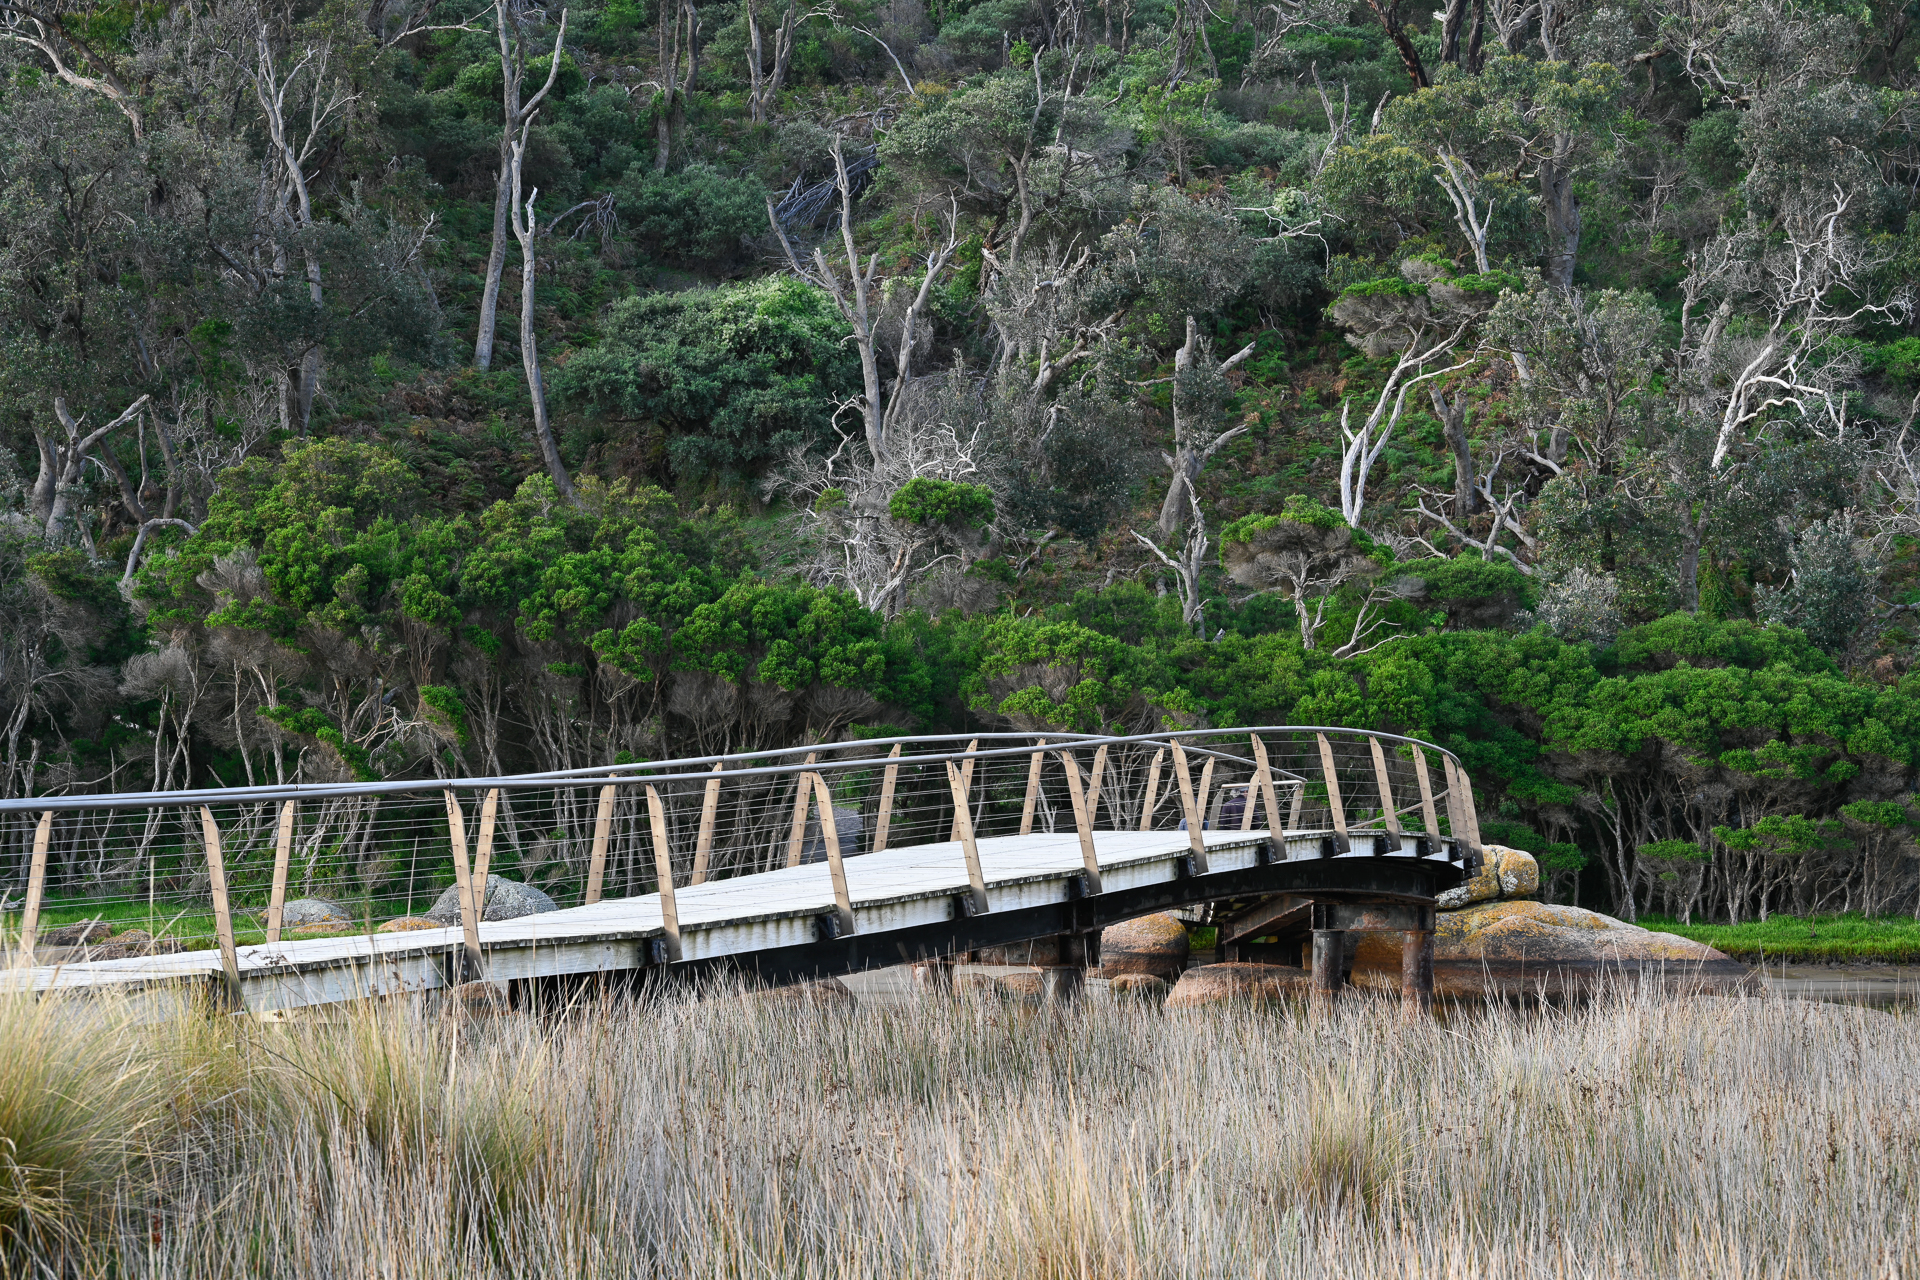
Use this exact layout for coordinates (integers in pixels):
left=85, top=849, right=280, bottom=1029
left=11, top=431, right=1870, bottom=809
left=2, top=979, right=1917, bottom=1278
left=1642, top=911, right=1920, bottom=962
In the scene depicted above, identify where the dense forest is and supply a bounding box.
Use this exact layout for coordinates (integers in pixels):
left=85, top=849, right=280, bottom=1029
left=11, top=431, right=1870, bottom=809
left=4, top=0, right=1920, bottom=922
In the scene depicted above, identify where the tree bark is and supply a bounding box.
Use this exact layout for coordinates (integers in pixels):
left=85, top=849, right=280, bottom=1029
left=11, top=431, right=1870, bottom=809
left=1158, top=316, right=1255, bottom=536
left=1539, top=149, right=1581, bottom=290
left=1429, top=384, right=1477, bottom=517
left=1365, top=0, right=1430, bottom=88
left=475, top=3, right=569, bottom=369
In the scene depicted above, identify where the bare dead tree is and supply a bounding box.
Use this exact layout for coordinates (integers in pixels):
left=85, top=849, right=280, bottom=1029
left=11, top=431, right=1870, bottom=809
left=0, top=1, right=144, bottom=136
left=32, top=395, right=151, bottom=541
left=509, top=139, right=575, bottom=502
left=1133, top=489, right=1211, bottom=634
left=1335, top=326, right=1473, bottom=527
left=768, top=140, right=962, bottom=465
left=653, top=0, right=698, bottom=171
left=474, top=2, right=569, bottom=371
left=1157, top=316, right=1257, bottom=537
left=746, top=0, right=805, bottom=123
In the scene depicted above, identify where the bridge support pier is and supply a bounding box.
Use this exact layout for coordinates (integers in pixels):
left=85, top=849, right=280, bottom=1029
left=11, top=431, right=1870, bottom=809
left=1310, top=928, right=1345, bottom=1006
left=1401, top=928, right=1434, bottom=1017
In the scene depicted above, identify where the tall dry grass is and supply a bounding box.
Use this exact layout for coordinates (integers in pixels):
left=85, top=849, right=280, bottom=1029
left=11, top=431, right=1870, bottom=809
left=1, top=977, right=1915, bottom=1278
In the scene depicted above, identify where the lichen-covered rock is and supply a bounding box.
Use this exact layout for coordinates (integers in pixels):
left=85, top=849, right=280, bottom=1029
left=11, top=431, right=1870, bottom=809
left=996, top=972, right=1047, bottom=1003
left=974, top=937, right=1066, bottom=966
left=287, top=923, right=357, bottom=939
left=377, top=917, right=444, bottom=933
left=1165, top=963, right=1313, bottom=1009
left=1108, top=973, right=1170, bottom=1001
left=425, top=875, right=558, bottom=924
left=1100, top=913, right=1190, bottom=980
left=1350, top=899, right=1757, bottom=999
left=38, top=919, right=111, bottom=948
left=747, top=978, right=856, bottom=1009
left=83, top=930, right=183, bottom=960
left=277, top=898, right=350, bottom=927
left=1435, top=845, right=1539, bottom=909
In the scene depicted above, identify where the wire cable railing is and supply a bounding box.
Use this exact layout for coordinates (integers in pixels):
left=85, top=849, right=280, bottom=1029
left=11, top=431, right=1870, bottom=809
left=0, top=727, right=1481, bottom=991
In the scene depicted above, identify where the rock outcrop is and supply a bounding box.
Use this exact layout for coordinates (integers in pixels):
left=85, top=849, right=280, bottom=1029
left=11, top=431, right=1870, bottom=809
left=424, top=875, right=558, bottom=924
left=1166, top=963, right=1314, bottom=1008
left=1099, top=913, right=1190, bottom=980
left=1352, top=855, right=1758, bottom=998
left=277, top=898, right=351, bottom=927
left=1435, top=845, right=1540, bottom=909
left=377, top=916, right=444, bottom=933
left=1108, top=973, right=1170, bottom=1001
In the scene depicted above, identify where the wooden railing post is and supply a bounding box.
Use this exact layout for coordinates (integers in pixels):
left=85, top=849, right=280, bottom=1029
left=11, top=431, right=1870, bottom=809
left=948, top=739, right=979, bottom=842
left=1138, top=747, right=1166, bottom=831
left=444, top=790, right=485, bottom=981
left=1249, top=735, right=1282, bottom=835
left=809, top=773, right=857, bottom=936
left=198, top=807, right=243, bottom=1009
left=1086, top=744, right=1109, bottom=828
left=1054, top=750, right=1105, bottom=895
left=645, top=784, right=682, bottom=962
left=1019, top=738, right=1047, bottom=836
left=1412, top=748, right=1441, bottom=846
left=586, top=784, right=617, bottom=904
left=873, top=743, right=902, bottom=852
left=265, top=800, right=295, bottom=943
left=470, top=789, right=500, bottom=922
left=1444, top=755, right=1482, bottom=862
left=1314, top=732, right=1350, bottom=855
left=691, top=762, right=723, bottom=886
left=944, top=760, right=990, bottom=915
left=1197, top=756, right=1217, bottom=827
left=18, top=810, right=51, bottom=966
left=1368, top=736, right=1403, bottom=854
left=1168, top=740, right=1210, bottom=873
left=785, top=751, right=819, bottom=868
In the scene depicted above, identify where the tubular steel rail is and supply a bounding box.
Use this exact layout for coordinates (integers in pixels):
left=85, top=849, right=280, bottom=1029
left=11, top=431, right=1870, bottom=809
left=0, top=728, right=1481, bottom=1010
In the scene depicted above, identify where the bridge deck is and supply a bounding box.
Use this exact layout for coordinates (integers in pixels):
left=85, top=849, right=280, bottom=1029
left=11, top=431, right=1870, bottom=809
left=8, top=826, right=1460, bottom=1011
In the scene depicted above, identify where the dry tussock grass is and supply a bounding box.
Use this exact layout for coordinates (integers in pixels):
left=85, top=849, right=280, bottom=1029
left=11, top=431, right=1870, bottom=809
left=0, top=978, right=1915, bottom=1278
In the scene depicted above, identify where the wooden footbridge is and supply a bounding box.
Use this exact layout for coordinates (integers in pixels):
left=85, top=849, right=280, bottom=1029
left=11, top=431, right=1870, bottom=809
left=1, top=729, right=1481, bottom=1012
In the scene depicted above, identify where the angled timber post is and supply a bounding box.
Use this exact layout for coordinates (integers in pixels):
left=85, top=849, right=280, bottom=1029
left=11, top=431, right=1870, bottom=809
left=444, top=790, right=485, bottom=982
left=470, top=789, right=501, bottom=922
left=198, top=807, right=244, bottom=1009
left=1440, top=755, right=1469, bottom=863
left=17, top=810, right=52, bottom=966
left=1314, top=732, right=1350, bottom=855
left=809, top=772, right=857, bottom=937
left=944, top=760, right=990, bottom=915
left=1138, top=747, right=1166, bottom=831
left=1054, top=749, right=1105, bottom=894
left=692, top=762, right=724, bottom=886
left=265, top=801, right=296, bottom=943
left=1368, top=736, right=1403, bottom=854
left=1412, top=748, right=1441, bottom=850
left=1019, top=738, right=1047, bottom=836
left=645, top=784, right=683, bottom=963
left=873, top=743, right=902, bottom=852
left=1250, top=734, right=1281, bottom=834
left=948, top=739, right=979, bottom=842
left=1086, top=744, right=1109, bottom=828
left=785, top=751, right=819, bottom=868
left=586, top=783, right=618, bottom=904
left=1445, top=754, right=1483, bottom=864
left=1168, top=739, right=1209, bottom=874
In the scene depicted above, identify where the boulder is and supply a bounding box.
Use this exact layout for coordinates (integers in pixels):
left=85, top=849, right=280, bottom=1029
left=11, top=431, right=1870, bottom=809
left=1165, top=963, right=1314, bottom=1009
left=84, top=930, right=183, bottom=961
left=1108, top=973, right=1170, bottom=1001
left=995, top=972, right=1047, bottom=1003
left=1350, top=899, right=1758, bottom=999
left=276, top=898, right=351, bottom=927
left=287, top=923, right=356, bottom=939
left=974, top=937, right=1067, bottom=966
left=747, top=978, right=857, bottom=1010
left=424, top=875, right=558, bottom=925
left=38, top=919, right=112, bottom=948
left=1099, top=913, right=1190, bottom=980
left=1435, top=845, right=1539, bottom=909
left=377, top=916, right=444, bottom=933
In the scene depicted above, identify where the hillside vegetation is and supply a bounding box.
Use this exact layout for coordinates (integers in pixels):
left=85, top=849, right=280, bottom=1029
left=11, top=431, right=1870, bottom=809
left=5, top=0, right=1920, bottom=922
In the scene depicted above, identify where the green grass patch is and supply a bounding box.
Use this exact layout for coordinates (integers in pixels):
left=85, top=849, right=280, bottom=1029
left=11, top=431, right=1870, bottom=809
left=1641, top=912, right=1920, bottom=962
left=6, top=896, right=441, bottom=953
